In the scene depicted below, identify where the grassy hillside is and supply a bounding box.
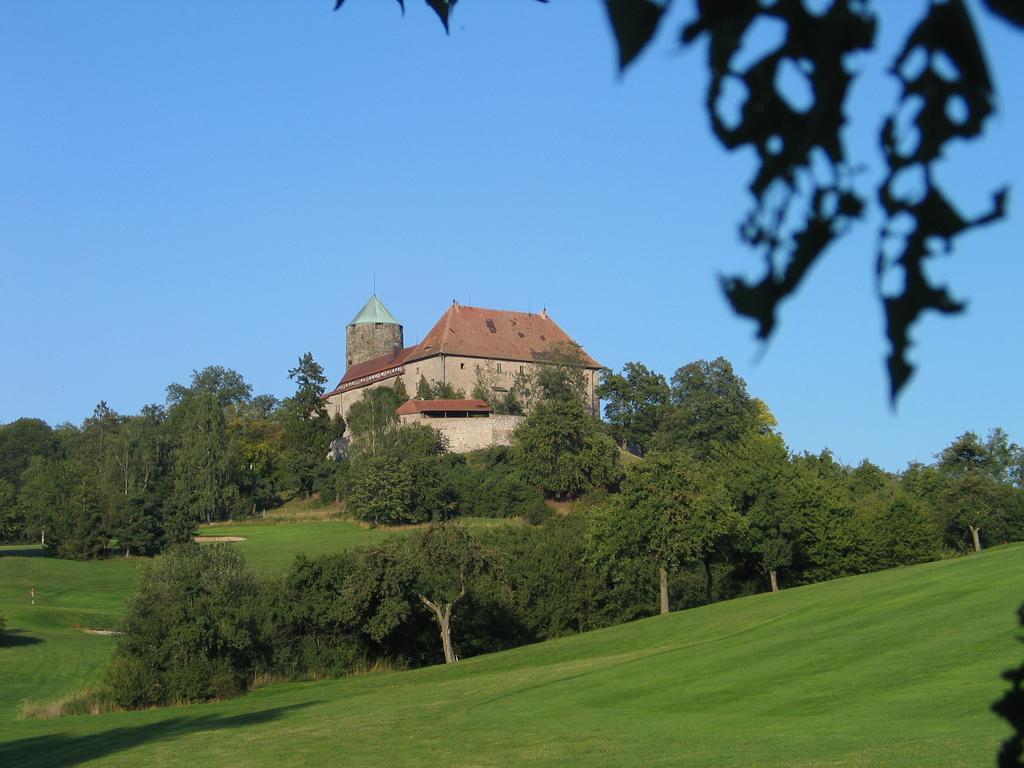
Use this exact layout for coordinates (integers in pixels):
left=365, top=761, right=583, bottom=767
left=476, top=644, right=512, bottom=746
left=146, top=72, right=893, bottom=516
left=0, top=519, right=401, bottom=723
left=2, top=541, right=1020, bottom=767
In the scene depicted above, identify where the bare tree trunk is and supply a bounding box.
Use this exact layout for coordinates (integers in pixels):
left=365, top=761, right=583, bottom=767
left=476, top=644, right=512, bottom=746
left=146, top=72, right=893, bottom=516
left=703, top=560, right=713, bottom=605
left=970, top=526, right=982, bottom=552
left=659, top=565, right=670, bottom=615
left=769, top=569, right=779, bottom=593
left=419, top=594, right=458, bottom=664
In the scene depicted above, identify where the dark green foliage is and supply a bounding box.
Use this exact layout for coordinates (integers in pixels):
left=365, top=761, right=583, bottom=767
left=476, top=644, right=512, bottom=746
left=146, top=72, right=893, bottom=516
left=348, top=455, right=415, bottom=526
left=107, top=544, right=268, bottom=708
left=511, top=399, right=619, bottom=500
left=483, top=515, right=651, bottom=639
left=166, top=365, right=252, bottom=409
left=994, top=605, right=1024, bottom=767
left=347, top=423, right=455, bottom=525
left=588, top=451, right=737, bottom=609
left=280, top=352, right=337, bottom=497
left=346, top=386, right=403, bottom=457
left=16, top=457, right=106, bottom=559
left=115, top=494, right=166, bottom=556
left=597, top=362, right=669, bottom=454
left=853, top=489, right=941, bottom=571
left=416, top=449, right=547, bottom=521
left=269, top=553, right=371, bottom=678
left=0, top=479, right=19, bottom=542
left=168, top=392, right=237, bottom=525
left=414, top=375, right=465, bottom=401
left=653, top=358, right=761, bottom=459
left=0, top=418, right=59, bottom=488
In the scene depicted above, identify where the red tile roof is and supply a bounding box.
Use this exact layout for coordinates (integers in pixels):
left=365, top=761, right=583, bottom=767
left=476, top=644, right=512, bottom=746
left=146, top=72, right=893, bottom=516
left=396, top=399, right=492, bottom=416
left=406, top=304, right=601, bottom=368
left=325, top=345, right=417, bottom=397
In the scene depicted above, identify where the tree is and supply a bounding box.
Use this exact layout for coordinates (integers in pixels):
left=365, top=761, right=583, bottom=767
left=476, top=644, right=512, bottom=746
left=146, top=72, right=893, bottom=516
left=786, top=450, right=861, bottom=582
left=415, top=374, right=433, bottom=401
left=0, top=417, right=59, bottom=488
left=106, top=544, right=267, bottom=707
left=414, top=374, right=465, bottom=400
left=166, top=365, right=252, bottom=409
left=168, top=392, right=237, bottom=527
left=346, top=386, right=403, bottom=458
left=853, top=488, right=940, bottom=570
left=0, top=479, right=18, bottom=542
left=406, top=525, right=499, bottom=664
left=511, top=398, right=618, bottom=500
left=715, top=430, right=797, bottom=592
left=937, top=429, right=1021, bottom=551
left=596, top=362, right=670, bottom=455
left=588, top=451, right=736, bottom=614
left=279, top=352, right=337, bottom=497
left=348, top=454, right=414, bottom=526
left=653, top=357, right=761, bottom=459
left=338, top=0, right=1023, bottom=399
left=942, top=469, right=1011, bottom=552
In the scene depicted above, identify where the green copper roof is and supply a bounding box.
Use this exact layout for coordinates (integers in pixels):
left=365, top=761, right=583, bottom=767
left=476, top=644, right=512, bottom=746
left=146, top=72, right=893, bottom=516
left=349, top=295, right=400, bottom=326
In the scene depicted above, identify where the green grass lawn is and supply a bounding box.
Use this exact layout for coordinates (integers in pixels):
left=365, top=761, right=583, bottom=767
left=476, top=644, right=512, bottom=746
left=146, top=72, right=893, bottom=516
left=2, top=539, right=1021, bottom=766
left=0, top=518, right=406, bottom=723
left=194, top=518, right=399, bottom=572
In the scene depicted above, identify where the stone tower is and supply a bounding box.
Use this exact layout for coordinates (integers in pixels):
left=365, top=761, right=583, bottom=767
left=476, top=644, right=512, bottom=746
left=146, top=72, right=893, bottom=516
left=346, top=295, right=404, bottom=369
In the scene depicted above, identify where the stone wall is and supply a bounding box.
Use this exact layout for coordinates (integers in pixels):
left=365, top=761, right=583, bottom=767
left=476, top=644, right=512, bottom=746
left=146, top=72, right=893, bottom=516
left=325, top=353, right=601, bottom=423
left=346, top=322, right=403, bottom=368
left=420, top=355, right=600, bottom=416
left=398, top=412, right=526, bottom=453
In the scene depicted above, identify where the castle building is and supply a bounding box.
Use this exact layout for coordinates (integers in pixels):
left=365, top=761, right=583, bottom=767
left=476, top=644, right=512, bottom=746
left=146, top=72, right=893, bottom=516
left=323, top=296, right=602, bottom=423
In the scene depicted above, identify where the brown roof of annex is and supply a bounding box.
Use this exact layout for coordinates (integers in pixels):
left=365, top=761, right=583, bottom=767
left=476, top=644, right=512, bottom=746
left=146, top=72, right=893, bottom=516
left=396, top=399, right=492, bottom=416
left=328, top=303, right=601, bottom=396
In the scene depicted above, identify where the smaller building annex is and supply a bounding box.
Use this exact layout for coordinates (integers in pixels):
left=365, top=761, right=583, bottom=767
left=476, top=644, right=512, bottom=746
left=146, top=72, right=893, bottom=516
left=396, top=398, right=526, bottom=453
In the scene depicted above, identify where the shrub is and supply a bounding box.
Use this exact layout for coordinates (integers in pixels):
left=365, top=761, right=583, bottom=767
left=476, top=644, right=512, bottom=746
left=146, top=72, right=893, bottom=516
left=268, top=553, right=371, bottom=679
left=106, top=544, right=268, bottom=708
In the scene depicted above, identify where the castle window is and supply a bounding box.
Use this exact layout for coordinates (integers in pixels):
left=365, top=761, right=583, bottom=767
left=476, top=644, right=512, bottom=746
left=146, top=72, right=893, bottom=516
left=497, top=363, right=502, bottom=373
left=375, top=323, right=383, bottom=329
left=460, top=363, right=464, bottom=370
left=519, top=365, right=524, bottom=374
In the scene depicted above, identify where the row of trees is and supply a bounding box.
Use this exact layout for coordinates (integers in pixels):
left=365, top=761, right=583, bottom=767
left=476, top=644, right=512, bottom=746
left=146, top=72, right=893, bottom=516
left=0, top=357, right=341, bottom=558
left=105, top=517, right=667, bottom=708
left=3, top=350, right=1021, bottom=578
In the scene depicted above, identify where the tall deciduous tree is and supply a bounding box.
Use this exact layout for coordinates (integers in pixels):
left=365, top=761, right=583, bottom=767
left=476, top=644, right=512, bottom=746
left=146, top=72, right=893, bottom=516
left=715, top=431, right=796, bottom=592
left=168, top=392, right=236, bottom=528
left=407, top=525, right=499, bottom=664
left=653, top=357, right=761, bottom=459
left=346, top=386, right=403, bottom=458
left=280, top=352, right=337, bottom=497
left=511, top=398, right=618, bottom=500
left=166, top=365, right=253, bottom=409
left=588, top=451, right=736, bottom=614
left=597, top=362, right=670, bottom=455
left=937, top=429, right=1022, bottom=551
left=0, top=418, right=59, bottom=488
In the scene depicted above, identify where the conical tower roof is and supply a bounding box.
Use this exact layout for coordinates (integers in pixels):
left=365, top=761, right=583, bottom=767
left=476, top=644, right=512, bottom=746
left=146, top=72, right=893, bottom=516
left=348, top=295, right=399, bottom=326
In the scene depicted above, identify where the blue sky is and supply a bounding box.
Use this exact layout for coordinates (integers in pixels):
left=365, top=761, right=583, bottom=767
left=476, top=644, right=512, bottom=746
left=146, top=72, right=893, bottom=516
left=1, top=1, right=1021, bottom=471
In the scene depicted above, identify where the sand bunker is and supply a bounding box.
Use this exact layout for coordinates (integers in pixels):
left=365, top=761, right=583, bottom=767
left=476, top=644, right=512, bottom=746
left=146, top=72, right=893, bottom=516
left=194, top=535, right=248, bottom=543
left=80, top=628, right=121, bottom=636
